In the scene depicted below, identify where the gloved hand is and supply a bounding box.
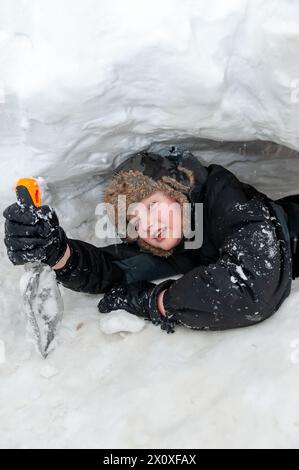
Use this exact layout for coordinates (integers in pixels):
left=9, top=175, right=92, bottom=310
left=98, top=279, right=177, bottom=333
left=3, top=202, right=68, bottom=267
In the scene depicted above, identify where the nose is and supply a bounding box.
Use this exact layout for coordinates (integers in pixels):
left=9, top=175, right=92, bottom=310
left=138, top=218, right=159, bottom=238
left=139, top=221, right=154, bottom=237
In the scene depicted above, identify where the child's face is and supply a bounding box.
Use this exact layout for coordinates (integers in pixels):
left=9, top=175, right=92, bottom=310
left=128, top=190, right=183, bottom=251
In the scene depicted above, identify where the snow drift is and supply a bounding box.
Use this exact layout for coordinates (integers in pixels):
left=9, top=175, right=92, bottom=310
left=1, top=0, right=299, bottom=449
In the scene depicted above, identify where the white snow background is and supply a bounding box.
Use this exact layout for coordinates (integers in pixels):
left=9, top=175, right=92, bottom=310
left=1, top=0, right=299, bottom=448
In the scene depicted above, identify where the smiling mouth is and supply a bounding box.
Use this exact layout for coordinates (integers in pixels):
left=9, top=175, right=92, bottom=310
left=154, top=227, right=167, bottom=241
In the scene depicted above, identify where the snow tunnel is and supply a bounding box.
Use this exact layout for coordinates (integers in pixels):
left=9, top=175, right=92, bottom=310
left=1, top=0, right=299, bottom=449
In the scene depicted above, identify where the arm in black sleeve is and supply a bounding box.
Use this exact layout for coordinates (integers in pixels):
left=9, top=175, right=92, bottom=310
left=54, top=238, right=188, bottom=295
left=54, top=239, right=125, bottom=294
left=163, top=223, right=281, bottom=330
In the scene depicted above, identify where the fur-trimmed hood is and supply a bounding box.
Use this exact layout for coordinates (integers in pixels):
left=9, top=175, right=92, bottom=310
left=103, top=150, right=207, bottom=257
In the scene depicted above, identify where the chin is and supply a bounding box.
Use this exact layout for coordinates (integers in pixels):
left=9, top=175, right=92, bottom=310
left=156, top=238, right=182, bottom=250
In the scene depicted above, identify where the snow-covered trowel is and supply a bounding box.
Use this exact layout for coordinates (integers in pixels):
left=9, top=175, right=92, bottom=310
left=16, top=178, right=64, bottom=358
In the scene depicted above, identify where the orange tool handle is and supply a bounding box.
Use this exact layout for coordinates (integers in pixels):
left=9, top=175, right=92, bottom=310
left=15, top=178, right=41, bottom=208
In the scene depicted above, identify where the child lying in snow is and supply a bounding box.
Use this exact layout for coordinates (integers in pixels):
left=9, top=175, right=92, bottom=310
left=3, top=150, right=299, bottom=333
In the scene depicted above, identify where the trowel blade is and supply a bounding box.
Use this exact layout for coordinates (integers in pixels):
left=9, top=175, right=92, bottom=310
left=20, top=262, right=64, bottom=358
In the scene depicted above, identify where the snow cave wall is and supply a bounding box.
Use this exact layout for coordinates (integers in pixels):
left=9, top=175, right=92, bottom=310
left=2, top=0, right=299, bottom=450
left=1, top=0, right=299, bottom=227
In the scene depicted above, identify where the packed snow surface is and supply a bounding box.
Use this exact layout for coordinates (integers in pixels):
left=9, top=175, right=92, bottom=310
left=1, top=0, right=299, bottom=449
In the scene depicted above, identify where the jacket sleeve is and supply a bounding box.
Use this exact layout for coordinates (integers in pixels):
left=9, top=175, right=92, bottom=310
left=55, top=238, right=184, bottom=295
left=163, top=168, right=285, bottom=330
left=54, top=239, right=124, bottom=294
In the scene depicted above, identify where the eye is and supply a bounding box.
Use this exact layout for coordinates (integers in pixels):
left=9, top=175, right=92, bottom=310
left=148, top=201, right=157, bottom=209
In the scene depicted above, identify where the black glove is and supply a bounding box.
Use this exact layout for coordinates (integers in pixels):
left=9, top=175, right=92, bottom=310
left=98, top=279, right=177, bottom=333
left=3, top=202, right=68, bottom=267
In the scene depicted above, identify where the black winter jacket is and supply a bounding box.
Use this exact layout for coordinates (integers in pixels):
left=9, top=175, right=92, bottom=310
left=55, top=151, right=293, bottom=330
